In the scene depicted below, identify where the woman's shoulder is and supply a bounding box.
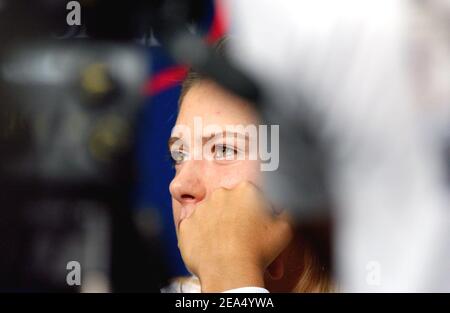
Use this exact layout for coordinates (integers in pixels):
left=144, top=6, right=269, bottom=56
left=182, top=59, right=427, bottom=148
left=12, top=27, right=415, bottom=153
left=160, top=276, right=201, bottom=293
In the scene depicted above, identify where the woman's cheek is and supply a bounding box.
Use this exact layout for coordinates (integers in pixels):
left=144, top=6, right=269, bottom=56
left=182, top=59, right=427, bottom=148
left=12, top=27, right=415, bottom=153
left=215, top=161, right=262, bottom=189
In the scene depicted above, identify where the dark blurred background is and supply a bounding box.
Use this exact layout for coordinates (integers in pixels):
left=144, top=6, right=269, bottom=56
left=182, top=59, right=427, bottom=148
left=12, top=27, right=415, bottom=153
left=0, top=0, right=227, bottom=292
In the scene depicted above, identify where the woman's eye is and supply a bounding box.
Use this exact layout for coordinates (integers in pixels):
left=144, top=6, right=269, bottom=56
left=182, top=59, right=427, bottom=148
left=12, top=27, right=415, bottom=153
left=214, top=144, right=238, bottom=160
left=170, top=150, right=187, bottom=165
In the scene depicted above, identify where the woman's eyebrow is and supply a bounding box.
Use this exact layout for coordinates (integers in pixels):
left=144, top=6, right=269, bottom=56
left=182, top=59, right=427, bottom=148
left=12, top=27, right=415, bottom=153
left=168, top=131, right=250, bottom=150
left=203, top=131, right=249, bottom=142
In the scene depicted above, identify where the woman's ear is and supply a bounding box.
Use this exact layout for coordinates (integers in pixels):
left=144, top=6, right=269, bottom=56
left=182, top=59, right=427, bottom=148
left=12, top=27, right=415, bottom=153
left=267, top=255, right=285, bottom=280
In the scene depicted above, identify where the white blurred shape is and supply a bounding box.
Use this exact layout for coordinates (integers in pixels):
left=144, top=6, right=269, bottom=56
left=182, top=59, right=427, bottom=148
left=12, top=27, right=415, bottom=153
left=225, top=0, right=450, bottom=292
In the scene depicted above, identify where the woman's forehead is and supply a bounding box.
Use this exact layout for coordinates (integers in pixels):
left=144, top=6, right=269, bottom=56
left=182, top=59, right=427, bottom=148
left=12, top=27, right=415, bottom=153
left=176, top=80, right=258, bottom=127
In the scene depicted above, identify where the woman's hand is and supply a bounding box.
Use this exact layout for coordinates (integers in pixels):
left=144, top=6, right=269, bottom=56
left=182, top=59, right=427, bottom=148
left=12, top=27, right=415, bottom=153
left=177, top=181, right=293, bottom=292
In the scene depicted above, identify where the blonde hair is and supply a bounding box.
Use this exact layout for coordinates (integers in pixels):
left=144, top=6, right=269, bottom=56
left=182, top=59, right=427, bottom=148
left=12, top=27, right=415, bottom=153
left=293, top=239, right=334, bottom=292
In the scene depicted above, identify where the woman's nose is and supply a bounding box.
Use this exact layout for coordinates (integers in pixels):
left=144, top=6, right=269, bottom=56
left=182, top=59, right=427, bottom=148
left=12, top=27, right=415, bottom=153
left=169, top=160, right=207, bottom=206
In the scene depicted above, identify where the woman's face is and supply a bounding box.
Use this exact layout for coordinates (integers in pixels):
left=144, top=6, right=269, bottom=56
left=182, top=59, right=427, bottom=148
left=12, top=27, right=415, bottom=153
left=169, top=80, right=261, bottom=234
